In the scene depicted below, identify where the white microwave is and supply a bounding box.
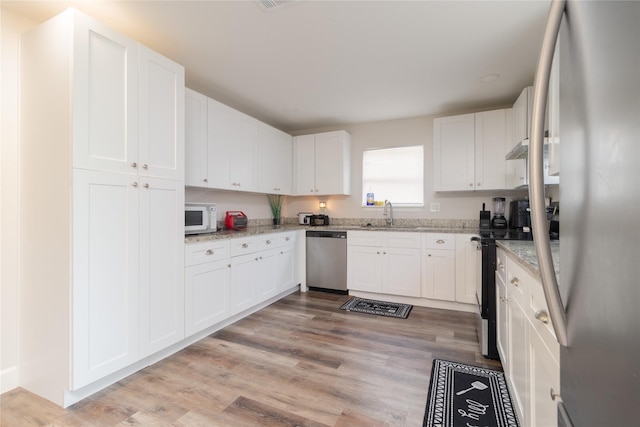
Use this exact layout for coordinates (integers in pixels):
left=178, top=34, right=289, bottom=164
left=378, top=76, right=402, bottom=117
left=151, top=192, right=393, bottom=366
left=185, top=203, right=217, bottom=235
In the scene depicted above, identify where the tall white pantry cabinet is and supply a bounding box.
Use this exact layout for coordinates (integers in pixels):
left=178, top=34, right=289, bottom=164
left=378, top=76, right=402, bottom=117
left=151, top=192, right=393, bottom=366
left=19, top=9, right=185, bottom=407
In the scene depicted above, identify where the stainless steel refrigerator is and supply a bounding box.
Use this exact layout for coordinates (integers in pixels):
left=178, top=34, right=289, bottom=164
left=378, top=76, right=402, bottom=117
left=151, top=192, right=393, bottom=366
left=528, top=1, right=640, bottom=426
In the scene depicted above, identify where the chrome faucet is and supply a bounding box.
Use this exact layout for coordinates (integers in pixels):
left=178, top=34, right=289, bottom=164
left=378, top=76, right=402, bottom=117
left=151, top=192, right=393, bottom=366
left=383, top=200, right=394, bottom=226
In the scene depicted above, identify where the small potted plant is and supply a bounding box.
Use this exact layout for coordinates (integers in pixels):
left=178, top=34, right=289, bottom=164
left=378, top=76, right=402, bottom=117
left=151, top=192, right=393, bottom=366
left=267, top=194, right=283, bottom=227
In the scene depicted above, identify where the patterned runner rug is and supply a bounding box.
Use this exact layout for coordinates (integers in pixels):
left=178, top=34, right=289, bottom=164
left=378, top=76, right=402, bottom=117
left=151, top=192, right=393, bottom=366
left=339, top=297, right=413, bottom=319
left=423, top=359, right=520, bottom=427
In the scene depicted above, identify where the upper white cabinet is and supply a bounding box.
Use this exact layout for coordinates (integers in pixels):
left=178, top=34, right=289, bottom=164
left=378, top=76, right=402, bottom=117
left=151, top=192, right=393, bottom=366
left=293, top=130, right=351, bottom=196
left=19, top=9, right=185, bottom=406
left=433, top=109, right=509, bottom=191
left=184, top=89, right=293, bottom=194
left=512, top=86, right=533, bottom=145
left=207, top=98, right=258, bottom=192
left=185, top=88, right=209, bottom=187
left=257, top=123, right=292, bottom=195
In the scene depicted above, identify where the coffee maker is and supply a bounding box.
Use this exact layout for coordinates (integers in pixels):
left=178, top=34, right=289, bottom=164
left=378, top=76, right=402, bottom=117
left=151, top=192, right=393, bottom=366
left=491, top=197, right=508, bottom=229
left=509, top=200, right=531, bottom=230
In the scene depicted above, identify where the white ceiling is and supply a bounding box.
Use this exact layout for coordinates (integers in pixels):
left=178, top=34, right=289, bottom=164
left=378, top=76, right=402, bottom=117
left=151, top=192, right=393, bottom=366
left=3, top=0, right=551, bottom=132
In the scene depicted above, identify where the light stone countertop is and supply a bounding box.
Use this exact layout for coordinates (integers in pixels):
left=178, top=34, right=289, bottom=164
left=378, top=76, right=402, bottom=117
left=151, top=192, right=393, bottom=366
left=497, top=240, right=560, bottom=281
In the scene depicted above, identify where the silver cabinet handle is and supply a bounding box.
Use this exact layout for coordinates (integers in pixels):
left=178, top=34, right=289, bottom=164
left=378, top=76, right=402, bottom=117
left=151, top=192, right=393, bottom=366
left=131, top=162, right=137, bottom=168
left=266, top=240, right=272, bottom=245
left=436, top=239, right=445, bottom=244
left=529, top=0, right=568, bottom=347
left=142, top=164, right=148, bottom=169
left=132, top=182, right=138, bottom=187
left=535, top=309, right=550, bottom=324
left=242, top=243, right=248, bottom=248
left=285, top=236, right=290, bottom=241
left=205, top=249, right=214, bottom=255
left=510, top=277, right=520, bottom=287
left=144, top=183, right=149, bottom=188
left=550, top=388, right=560, bottom=401
left=498, top=262, right=504, bottom=270
left=203, top=178, right=208, bottom=183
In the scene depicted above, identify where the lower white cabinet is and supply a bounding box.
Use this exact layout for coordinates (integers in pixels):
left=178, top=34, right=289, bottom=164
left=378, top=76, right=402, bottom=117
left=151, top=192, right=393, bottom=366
left=496, top=247, right=560, bottom=427
left=347, top=231, right=421, bottom=297
left=422, top=234, right=456, bottom=301
left=454, top=234, right=479, bottom=304
left=184, top=240, right=231, bottom=336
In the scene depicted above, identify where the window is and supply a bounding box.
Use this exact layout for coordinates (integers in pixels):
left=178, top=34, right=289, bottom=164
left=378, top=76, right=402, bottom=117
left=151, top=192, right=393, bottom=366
left=362, top=145, right=424, bottom=206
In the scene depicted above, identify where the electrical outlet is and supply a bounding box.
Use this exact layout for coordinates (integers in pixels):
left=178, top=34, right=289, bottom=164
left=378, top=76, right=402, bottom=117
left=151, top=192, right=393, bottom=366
left=430, top=202, right=440, bottom=212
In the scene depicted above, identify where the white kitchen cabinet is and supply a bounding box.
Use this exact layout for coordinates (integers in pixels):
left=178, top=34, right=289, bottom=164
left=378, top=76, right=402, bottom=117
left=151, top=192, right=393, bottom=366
left=184, top=240, right=231, bottom=336
left=185, top=88, right=209, bottom=187
left=138, top=45, right=185, bottom=181
left=293, top=130, right=351, bottom=196
left=454, top=234, right=479, bottom=305
left=422, top=234, right=456, bottom=301
left=506, top=156, right=560, bottom=189
left=496, top=248, right=560, bottom=427
left=433, top=109, right=509, bottom=191
left=138, top=177, right=185, bottom=357
left=347, top=231, right=421, bottom=297
left=19, top=9, right=185, bottom=407
left=513, top=86, right=533, bottom=145
left=207, top=98, right=258, bottom=192
left=258, top=123, right=292, bottom=194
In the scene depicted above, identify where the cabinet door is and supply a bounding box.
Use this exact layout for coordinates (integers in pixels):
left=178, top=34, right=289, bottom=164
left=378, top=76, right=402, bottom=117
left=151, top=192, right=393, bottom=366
left=230, top=253, right=258, bottom=315
left=138, top=45, right=185, bottom=180
left=73, top=14, right=138, bottom=175
left=185, top=88, right=208, bottom=187
left=185, top=260, right=230, bottom=336
left=513, top=86, right=532, bottom=144
left=496, top=272, right=509, bottom=364
left=138, top=177, right=185, bottom=357
left=508, top=297, right=529, bottom=423
left=257, top=125, right=292, bottom=194
left=475, top=109, right=507, bottom=190
left=383, top=247, right=421, bottom=297
left=230, top=114, right=258, bottom=191
left=433, top=114, right=475, bottom=191
left=207, top=98, right=234, bottom=190
left=454, top=234, right=479, bottom=304
left=314, top=131, right=350, bottom=195
left=422, top=249, right=456, bottom=301
left=72, top=170, right=139, bottom=389
left=347, top=245, right=382, bottom=293
left=276, top=244, right=296, bottom=291
left=255, top=249, right=278, bottom=301
left=529, top=329, right=560, bottom=427
left=293, top=134, right=316, bottom=195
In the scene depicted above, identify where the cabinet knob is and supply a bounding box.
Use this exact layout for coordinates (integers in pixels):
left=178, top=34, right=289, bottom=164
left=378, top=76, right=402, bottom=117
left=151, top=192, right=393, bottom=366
left=266, top=240, right=272, bottom=245
left=550, top=388, right=560, bottom=401
left=428, top=254, right=432, bottom=257
left=383, top=251, right=386, bottom=255
left=205, top=249, right=214, bottom=255
left=132, top=182, right=138, bottom=187
left=203, top=178, right=208, bottom=183
left=498, top=262, right=504, bottom=270
left=274, top=187, right=280, bottom=191
left=436, top=239, right=445, bottom=244
left=285, top=236, right=290, bottom=241
left=242, top=243, right=249, bottom=248
left=477, top=182, right=481, bottom=186
left=510, top=277, right=520, bottom=287
left=534, top=309, right=549, bottom=324
left=131, top=162, right=137, bottom=168
left=144, top=183, right=149, bottom=188
left=142, top=164, right=148, bottom=169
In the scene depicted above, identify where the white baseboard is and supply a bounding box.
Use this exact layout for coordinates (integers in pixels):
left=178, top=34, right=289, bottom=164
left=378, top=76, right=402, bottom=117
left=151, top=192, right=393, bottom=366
left=1, top=366, right=18, bottom=395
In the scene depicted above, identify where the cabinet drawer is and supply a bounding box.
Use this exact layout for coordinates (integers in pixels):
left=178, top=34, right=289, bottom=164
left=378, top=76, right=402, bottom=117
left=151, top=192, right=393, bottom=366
left=496, top=248, right=507, bottom=284
left=384, top=232, right=422, bottom=249
left=185, top=240, right=230, bottom=266
left=230, top=236, right=261, bottom=257
left=506, top=256, right=530, bottom=308
left=347, top=230, right=382, bottom=247
left=424, top=233, right=455, bottom=250
left=262, top=231, right=296, bottom=249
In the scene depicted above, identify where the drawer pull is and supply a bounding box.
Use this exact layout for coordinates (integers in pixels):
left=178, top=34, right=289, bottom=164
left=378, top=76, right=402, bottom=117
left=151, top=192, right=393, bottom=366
left=205, top=249, right=214, bottom=255
left=242, top=243, right=249, bottom=248
left=266, top=240, right=272, bottom=245
left=497, top=262, right=504, bottom=270
left=535, top=309, right=549, bottom=324
left=550, top=388, right=559, bottom=401
left=510, top=277, right=520, bottom=287
left=285, top=236, right=290, bottom=241
left=436, top=239, right=445, bottom=244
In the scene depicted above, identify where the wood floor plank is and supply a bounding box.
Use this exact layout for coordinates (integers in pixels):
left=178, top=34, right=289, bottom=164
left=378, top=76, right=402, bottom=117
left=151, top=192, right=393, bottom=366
left=0, top=290, right=503, bottom=426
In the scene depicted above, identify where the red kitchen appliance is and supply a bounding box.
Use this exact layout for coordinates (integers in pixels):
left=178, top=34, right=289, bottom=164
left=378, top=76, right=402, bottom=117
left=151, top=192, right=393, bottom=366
left=225, top=211, right=248, bottom=230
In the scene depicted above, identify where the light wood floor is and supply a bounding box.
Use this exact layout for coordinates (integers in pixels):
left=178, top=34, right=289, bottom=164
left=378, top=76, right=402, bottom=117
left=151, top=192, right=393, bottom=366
left=1, top=291, right=501, bottom=427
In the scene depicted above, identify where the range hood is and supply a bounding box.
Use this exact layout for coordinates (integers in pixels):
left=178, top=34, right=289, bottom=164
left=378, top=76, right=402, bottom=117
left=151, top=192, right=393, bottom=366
left=505, top=137, right=550, bottom=160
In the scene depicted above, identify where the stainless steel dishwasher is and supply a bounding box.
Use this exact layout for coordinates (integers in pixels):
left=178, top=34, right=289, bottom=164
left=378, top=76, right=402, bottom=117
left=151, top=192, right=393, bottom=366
left=306, top=230, right=348, bottom=294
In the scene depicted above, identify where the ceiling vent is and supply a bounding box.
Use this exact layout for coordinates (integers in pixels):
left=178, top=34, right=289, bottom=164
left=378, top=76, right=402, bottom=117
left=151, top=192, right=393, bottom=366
left=256, top=0, right=288, bottom=11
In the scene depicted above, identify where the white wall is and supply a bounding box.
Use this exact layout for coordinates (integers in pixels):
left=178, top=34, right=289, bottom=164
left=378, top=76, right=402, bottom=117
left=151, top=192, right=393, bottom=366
left=287, top=115, right=529, bottom=222
left=1, top=7, right=37, bottom=394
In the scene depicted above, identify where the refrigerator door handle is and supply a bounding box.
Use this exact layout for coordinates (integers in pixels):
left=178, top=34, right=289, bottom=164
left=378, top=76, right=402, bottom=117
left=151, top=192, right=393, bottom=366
left=529, top=0, right=569, bottom=347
